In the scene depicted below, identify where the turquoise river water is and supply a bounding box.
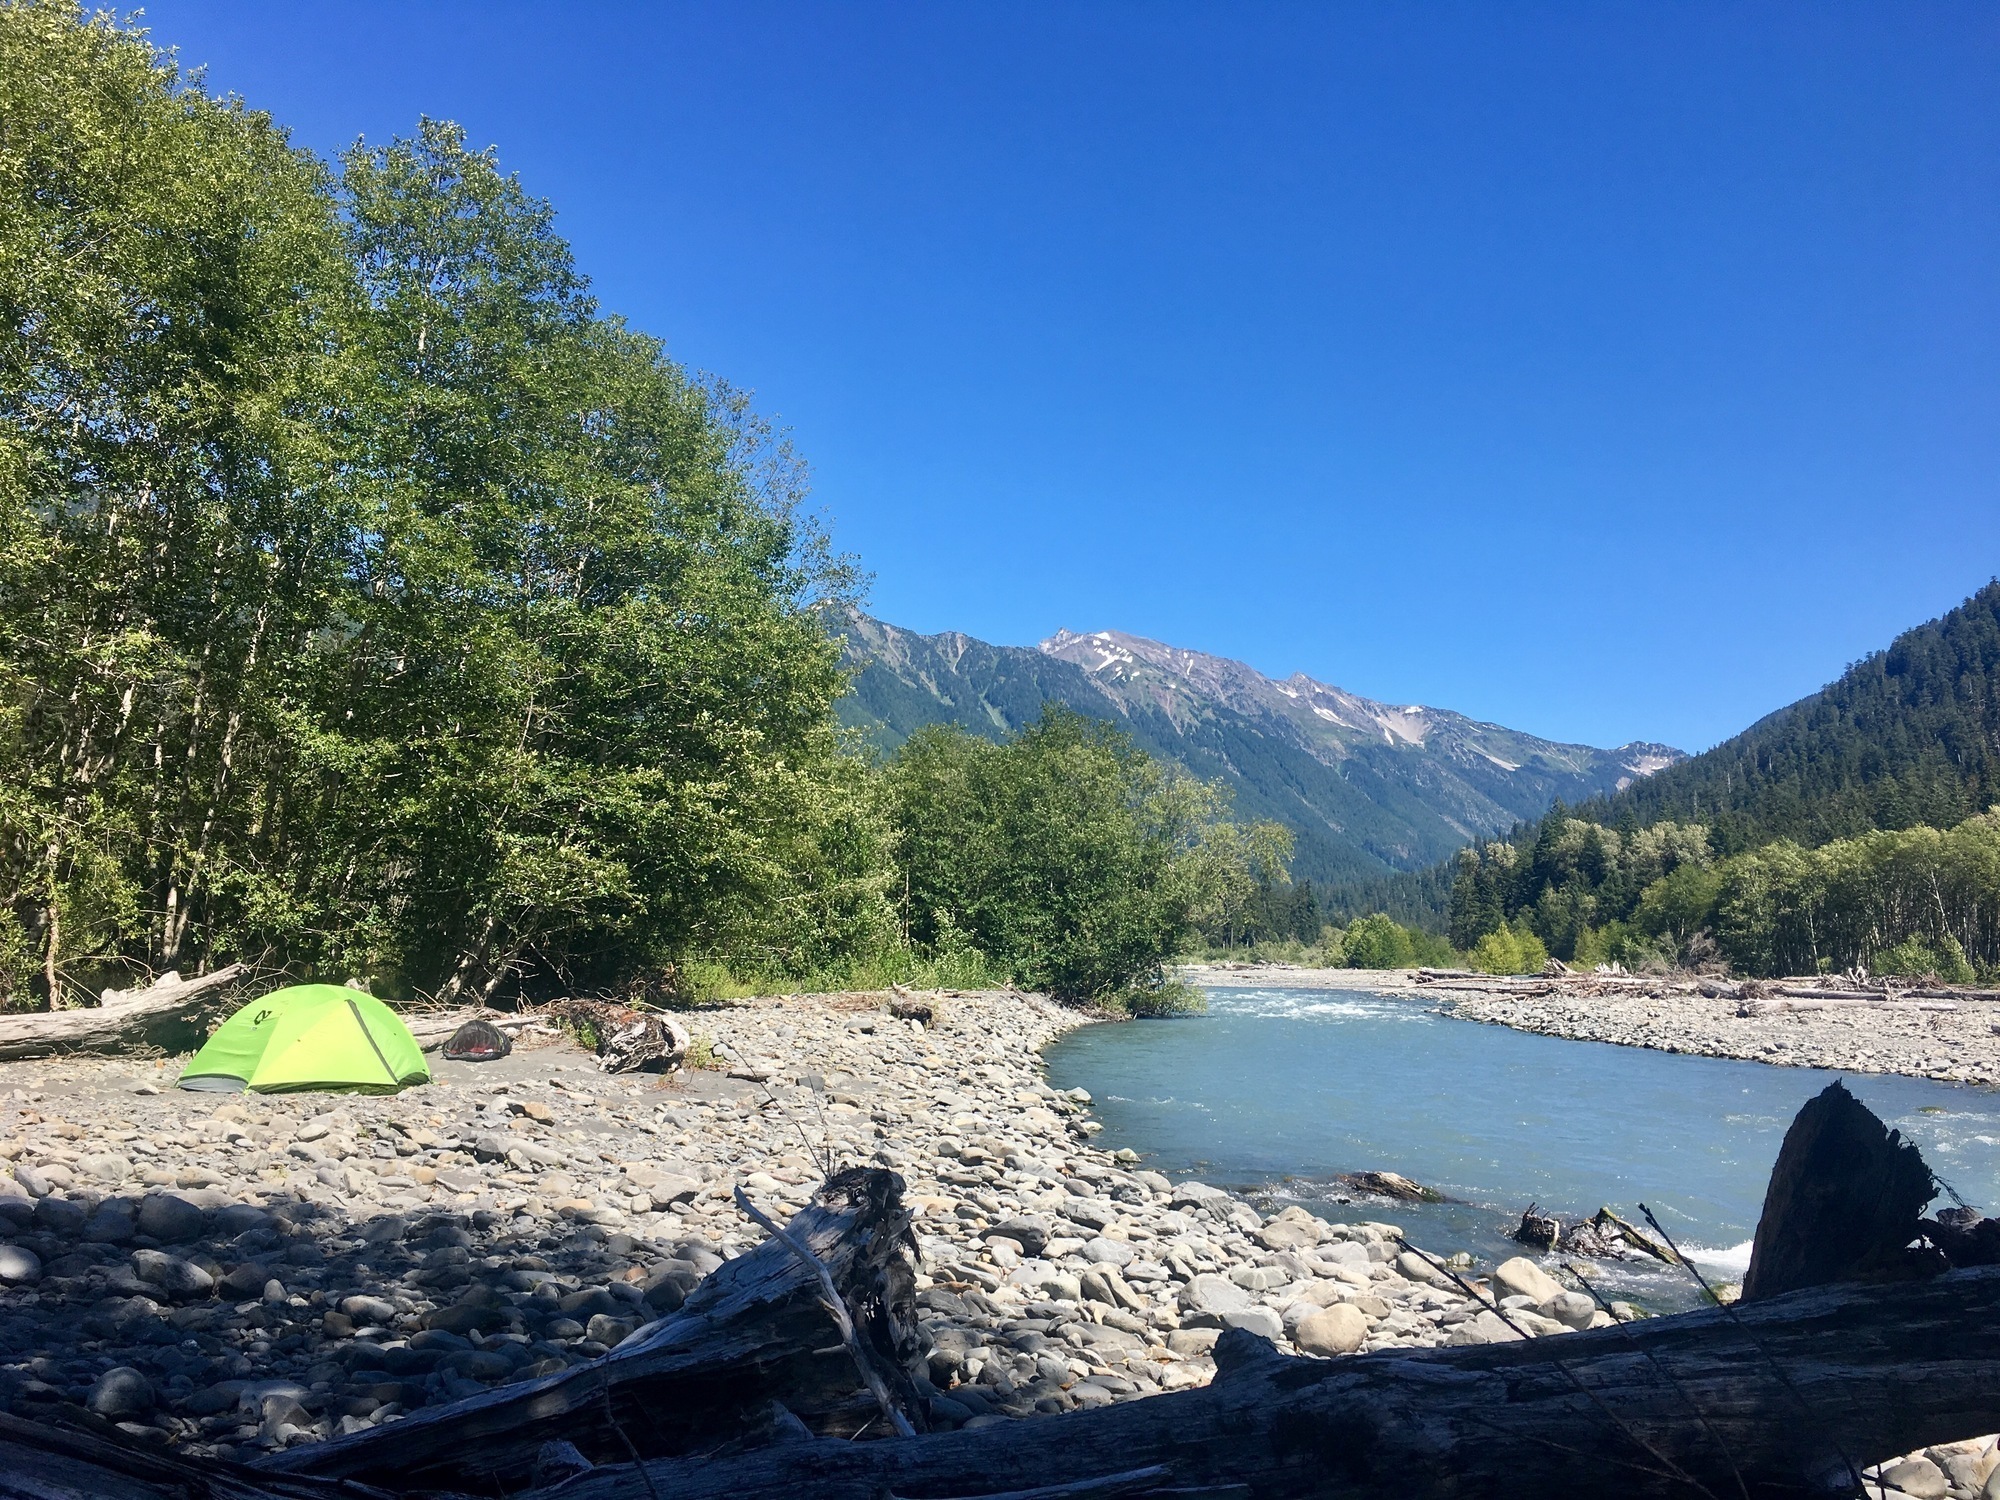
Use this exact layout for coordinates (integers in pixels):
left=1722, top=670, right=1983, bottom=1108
left=1041, top=985, right=2000, bottom=1307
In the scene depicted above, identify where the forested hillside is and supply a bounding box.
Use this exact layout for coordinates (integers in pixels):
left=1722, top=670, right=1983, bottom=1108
left=1440, top=585, right=2000, bottom=978
left=1583, top=581, right=2000, bottom=851
left=840, top=614, right=1681, bottom=888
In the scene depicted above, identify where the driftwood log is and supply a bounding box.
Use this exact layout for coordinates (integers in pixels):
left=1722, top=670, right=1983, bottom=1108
left=0, top=1407, right=389, bottom=1500
left=22, top=1269, right=2000, bottom=1500
left=263, top=1167, right=922, bottom=1493
left=535, top=1269, right=2000, bottom=1500
left=0, top=963, right=249, bottom=1061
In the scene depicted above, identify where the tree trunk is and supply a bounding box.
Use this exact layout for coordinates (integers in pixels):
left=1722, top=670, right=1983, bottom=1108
left=19, top=1092, right=2000, bottom=1500
left=0, top=962, right=249, bottom=1060
left=514, top=1268, right=2000, bottom=1500
left=0, top=1409, right=378, bottom=1500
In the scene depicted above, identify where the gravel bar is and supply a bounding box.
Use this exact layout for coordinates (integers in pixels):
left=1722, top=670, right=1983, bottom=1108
left=0, top=987, right=1609, bottom=1458
left=1184, top=962, right=2000, bottom=1086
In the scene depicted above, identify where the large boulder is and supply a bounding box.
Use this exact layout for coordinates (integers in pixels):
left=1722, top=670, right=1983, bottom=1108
left=1316, top=1239, right=1372, bottom=1270
left=132, top=1248, right=214, bottom=1298
left=987, top=1216, right=1051, bottom=1257
left=1541, top=1290, right=1598, bottom=1331
left=1177, top=1272, right=1253, bottom=1327
left=1169, top=1181, right=1231, bottom=1212
left=0, top=1244, right=41, bottom=1285
left=1493, top=1256, right=1565, bottom=1304
left=137, top=1193, right=206, bottom=1243
left=78, top=1153, right=131, bottom=1184
left=33, top=1194, right=86, bottom=1234
left=82, top=1199, right=137, bottom=1244
left=1446, top=1309, right=1525, bottom=1346
left=1395, top=1250, right=1450, bottom=1286
left=1294, top=1303, right=1370, bottom=1356
left=1219, top=1305, right=1285, bottom=1341
left=87, top=1367, right=155, bottom=1419
left=1256, top=1206, right=1328, bottom=1252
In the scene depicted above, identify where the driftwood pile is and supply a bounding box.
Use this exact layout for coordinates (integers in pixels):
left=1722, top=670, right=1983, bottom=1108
left=1510, top=1203, right=1680, bottom=1264
left=0, top=979, right=691, bottom=1077
left=8, top=1083, right=2000, bottom=1499
left=1417, top=965, right=2000, bottom=1014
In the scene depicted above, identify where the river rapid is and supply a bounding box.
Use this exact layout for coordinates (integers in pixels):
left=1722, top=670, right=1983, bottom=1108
left=1043, top=984, right=2000, bottom=1308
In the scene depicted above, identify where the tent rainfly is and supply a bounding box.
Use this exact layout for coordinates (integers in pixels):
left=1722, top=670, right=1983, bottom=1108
left=177, top=984, right=430, bottom=1095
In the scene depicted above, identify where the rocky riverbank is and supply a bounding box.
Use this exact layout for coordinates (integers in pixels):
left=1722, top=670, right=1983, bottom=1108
left=1184, top=961, right=2000, bottom=1085
left=1441, top=985, right=2000, bottom=1086
left=0, top=987, right=1617, bottom=1459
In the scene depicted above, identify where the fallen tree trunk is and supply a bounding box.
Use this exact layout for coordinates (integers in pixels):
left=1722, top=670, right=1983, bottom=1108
left=0, top=1408, right=388, bottom=1500
left=1742, top=997, right=1958, bottom=1014
left=31, top=1267, right=2000, bottom=1500
left=264, top=1166, right=923, bottom=1494
left=530, top=1268, right=2000, bottom=1500
left=19, top=1084, right=2000, bottom=1500
left=0, top=963, right=250, bottom=1061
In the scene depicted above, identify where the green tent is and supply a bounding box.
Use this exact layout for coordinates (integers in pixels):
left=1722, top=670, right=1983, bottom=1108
left=178, top=985, right=431, bottom=1095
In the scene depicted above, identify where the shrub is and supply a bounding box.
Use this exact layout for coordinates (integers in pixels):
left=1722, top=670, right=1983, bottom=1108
left=1873, top=934, right=1976, bottom=984
left=887, top=708, right=1278, bottom=1004
left=1470, top=923, right=1550, bottom=975
left=1341, top=913, right=1415, bottom=969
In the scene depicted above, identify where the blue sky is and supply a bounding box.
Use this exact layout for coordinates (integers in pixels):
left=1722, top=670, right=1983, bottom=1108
left=147, top=2, right=1998, bottom=752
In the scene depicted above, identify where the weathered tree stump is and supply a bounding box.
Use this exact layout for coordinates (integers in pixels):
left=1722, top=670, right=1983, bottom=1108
left=1741, top=1079, right=1937, bottom=1301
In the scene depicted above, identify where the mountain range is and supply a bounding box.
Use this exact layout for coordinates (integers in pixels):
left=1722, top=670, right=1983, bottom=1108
left=837, top=614, right=1683, bottom=886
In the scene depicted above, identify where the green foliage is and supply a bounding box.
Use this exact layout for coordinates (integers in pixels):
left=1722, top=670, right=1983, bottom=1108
left=1571, top=921, right=1661, bottom=971
left=885, top=708, right=1277, bottom=1003
left=677, top=938, right=1008, bottom=1005
left=0, top=5, right=888, bottom=1007
left=1118, top=979, right=1206, bottom=1018
left=1710, top=813, right=2000, bottom=977
left=1631, top=865, right=1724, bottom=948
left=1340, top=913, right=1416, bottom=969
left=1448, top=811, right=1723, bottom=965
left=1193, top=913, right=1453, bottom=970
left=1469, top=924, right=1550, bottom=975
left=1873, top=934, right=1976, bottom=985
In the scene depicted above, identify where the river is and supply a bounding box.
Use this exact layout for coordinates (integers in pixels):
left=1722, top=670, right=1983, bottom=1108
left=1041, top=984, right=2000, bottom=1308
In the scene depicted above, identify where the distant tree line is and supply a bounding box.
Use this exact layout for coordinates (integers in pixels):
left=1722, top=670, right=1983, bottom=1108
left=1449, top=805, right=2000, bottom=980
left=0, top=4, right=1279, bottom=1012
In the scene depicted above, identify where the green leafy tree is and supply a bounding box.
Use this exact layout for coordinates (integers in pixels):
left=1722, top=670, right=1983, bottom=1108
left=1469, top=923, right=1549, bottom=975
left=0, top=7, right=891, bottom=1006
left=1340, top=913, right=1416, bottom=969
left=887, top=708, right=1278, bottom=1003
left=0, top=0, right=355, bottom=1003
